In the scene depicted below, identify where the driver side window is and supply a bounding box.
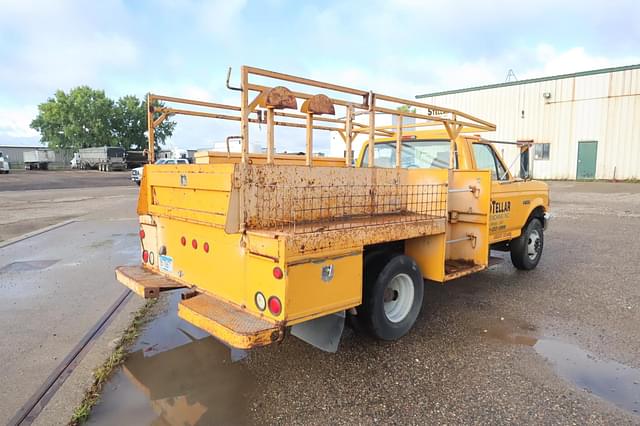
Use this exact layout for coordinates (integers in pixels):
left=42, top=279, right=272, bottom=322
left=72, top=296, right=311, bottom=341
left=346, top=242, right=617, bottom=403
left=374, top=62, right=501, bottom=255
left=473, top=143, right=508, bottom=180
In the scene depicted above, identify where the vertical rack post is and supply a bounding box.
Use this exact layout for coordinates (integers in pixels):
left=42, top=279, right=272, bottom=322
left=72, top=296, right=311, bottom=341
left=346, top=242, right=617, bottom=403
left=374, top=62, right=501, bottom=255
left=345, top=105, right=353, bottom=167
left=368, top=92, right=376, bottom=167
left=395, top=115, right=403, bottom=169
left=266, top=107, right=275, bottom=164
left=305, top=112, right=313, bottom=166
left=240, top=66, right=249, bottom=164
left=147, top=94, right=155, bottom=164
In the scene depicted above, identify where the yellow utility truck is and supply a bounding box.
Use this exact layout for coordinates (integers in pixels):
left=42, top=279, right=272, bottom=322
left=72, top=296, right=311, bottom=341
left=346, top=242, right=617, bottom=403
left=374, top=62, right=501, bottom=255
left=116, top=66, right=549, bottom=352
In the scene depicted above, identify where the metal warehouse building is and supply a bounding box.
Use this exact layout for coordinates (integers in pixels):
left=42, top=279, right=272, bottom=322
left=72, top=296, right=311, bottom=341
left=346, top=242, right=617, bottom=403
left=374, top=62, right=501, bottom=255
left=416, top=64, right=640, bottom=180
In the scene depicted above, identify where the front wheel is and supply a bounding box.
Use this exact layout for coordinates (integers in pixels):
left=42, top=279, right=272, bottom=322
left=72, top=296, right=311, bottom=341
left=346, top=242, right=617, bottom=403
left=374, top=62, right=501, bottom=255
left=359, top=254, right=424, bottom=341
left=510, top=218, right=544, bottom=270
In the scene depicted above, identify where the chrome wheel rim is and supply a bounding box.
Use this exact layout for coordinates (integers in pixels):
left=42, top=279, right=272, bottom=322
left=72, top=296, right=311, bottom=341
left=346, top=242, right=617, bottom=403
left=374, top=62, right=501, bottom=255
left=383, top=273, right=414, bottom=323
left=527, top=229, right=541, bottom=261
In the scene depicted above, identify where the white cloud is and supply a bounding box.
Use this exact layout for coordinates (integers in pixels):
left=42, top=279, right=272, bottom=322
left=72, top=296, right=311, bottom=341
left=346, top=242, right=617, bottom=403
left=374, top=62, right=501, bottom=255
left=195, top=0, right=248, bottom=38
left=0, top=106, right=39, bottom=139
left=310, top=44, right=640, bottom=100
left=522, top=45, right=640, bottom=78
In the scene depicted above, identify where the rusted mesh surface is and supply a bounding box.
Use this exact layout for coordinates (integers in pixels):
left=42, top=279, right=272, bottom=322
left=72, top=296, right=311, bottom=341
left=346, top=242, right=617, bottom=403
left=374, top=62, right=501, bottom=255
left=249, top=183, right=447, bottom=234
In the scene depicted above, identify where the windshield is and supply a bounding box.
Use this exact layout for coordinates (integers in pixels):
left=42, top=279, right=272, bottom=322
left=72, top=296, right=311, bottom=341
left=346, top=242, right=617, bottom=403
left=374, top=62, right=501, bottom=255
left=154, top=159, right=168, bottom=164
left=361, top=139, right=451, bottom=169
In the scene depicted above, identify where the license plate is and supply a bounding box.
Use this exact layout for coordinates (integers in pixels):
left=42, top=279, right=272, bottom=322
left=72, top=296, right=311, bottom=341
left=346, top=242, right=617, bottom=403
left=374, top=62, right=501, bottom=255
left=159, top=255, right=173, bottom=273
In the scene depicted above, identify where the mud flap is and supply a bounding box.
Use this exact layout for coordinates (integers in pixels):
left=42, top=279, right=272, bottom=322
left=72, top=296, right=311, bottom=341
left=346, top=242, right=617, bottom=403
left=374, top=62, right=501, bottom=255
left=290, top=311, right=345, bottom=353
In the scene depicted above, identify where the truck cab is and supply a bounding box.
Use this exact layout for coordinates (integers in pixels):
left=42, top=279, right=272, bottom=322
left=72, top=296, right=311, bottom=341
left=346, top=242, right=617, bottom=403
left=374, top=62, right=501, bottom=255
left=357, top=131, right=549, bottom=269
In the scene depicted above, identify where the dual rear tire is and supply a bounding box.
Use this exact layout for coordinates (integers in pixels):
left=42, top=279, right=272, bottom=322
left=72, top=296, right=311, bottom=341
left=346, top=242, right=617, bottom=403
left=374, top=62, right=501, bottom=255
left=355, top=253, right=424, bottom=341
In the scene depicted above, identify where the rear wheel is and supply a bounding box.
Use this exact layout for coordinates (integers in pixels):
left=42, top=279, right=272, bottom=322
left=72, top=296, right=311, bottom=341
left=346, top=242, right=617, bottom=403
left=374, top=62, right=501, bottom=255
left=359, top=254, right=424, bottom=341
left=510, top=218, right=543, bottom=270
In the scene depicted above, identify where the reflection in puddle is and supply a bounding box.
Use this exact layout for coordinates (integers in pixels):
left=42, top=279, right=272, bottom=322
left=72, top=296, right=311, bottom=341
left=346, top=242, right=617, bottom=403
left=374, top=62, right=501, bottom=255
left=481, top=321, right=640, bottom=415
left=89, top=292, right=254, bottom=425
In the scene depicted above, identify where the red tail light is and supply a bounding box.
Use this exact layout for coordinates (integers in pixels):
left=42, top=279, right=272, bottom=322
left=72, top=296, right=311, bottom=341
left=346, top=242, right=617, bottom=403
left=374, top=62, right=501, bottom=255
left=142, top=250, right=149, bottom=263
left=203, top=242, right=210, bottom=253
left=273, top=266, right=283, bottom=279
left=139, top=229, right=145, bottom=239
left=268, top=296, right=282, bottom=316
left=180, top=236, right=186, bottom=246
left=191, top=239, right=198, bottom=249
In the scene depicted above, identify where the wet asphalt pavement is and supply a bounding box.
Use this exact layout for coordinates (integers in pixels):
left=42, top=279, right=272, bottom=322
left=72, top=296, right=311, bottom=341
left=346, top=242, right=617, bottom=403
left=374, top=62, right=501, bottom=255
left=87, top=181, right=640, bottom=425
left=0, top=169, right=131, bottom=192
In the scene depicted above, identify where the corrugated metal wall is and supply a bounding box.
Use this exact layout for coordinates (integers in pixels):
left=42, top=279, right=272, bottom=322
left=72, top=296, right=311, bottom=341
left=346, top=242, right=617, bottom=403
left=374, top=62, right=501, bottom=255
left=420, top=68, right=640, bottom=180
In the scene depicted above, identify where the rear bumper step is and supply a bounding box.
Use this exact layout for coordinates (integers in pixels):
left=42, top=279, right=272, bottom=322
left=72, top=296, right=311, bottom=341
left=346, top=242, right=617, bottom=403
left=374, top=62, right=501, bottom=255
left=115, top=266, right=187, bottom=298
left=115, top=265, right=284, bottom=349
left=179, top=293, right=284, bottom=349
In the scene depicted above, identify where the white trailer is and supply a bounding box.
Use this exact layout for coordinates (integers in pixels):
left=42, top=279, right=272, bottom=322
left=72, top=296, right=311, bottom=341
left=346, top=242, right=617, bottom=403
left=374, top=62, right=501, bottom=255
left=23, top=149, right=55, bottom=170
left=78, top=147, right=126, bottom=172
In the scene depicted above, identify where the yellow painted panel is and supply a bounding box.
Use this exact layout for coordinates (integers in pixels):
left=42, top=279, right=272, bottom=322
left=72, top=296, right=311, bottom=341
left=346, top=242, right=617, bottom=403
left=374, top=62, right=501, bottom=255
left=152, top=187, right=230, bottom=215
left=245, top=253, right=286, bottom=320
left=148, top=205, right=227, bottom=227
left=246, top=232, right=280, bottom=260
left=147, top=168, right=233, bottom=191
left=195, top=151, right=346, bottom=167
left=446, top=170, right=491, bottom=267
left=285, top=250, right=362, bottom=322
left=154, top=217, right=247, bottom=304
left=406, top=234, right=446, bottom=282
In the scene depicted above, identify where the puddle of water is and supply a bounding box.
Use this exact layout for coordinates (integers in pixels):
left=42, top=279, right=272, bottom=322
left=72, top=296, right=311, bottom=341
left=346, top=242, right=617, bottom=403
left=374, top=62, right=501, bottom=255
left=0, top=259, right=59, bottom=273
left=88, top=292, right=254, bottom=426
left=480, top=320, right=640, bottom=415
left=534, top=339, right=640, bottom=415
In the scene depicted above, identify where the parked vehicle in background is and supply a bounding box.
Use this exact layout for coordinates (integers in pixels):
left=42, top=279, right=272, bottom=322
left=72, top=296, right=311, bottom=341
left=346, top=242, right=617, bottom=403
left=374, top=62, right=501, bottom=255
left=130, top=158, right=189, bottom=185
left=125, top=150, right=148, bottom=169
left=70, top=153, right=80, bottom=169
left=23, top=149, right=55, bottom=170
left=78, top=146, right=126, bottom=171
left=0, top=151, right=9, bottom=173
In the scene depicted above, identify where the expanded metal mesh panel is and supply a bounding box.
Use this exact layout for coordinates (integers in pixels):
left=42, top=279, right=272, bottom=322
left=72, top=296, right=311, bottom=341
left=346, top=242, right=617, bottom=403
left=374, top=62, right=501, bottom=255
left=250, top=183, right=447, bottom=234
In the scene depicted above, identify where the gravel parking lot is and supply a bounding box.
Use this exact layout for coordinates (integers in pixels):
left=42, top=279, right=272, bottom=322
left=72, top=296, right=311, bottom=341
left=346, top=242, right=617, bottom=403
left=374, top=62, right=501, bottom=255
left=2, top=174, right=639, bottom=424
left=86, top=181, right=640, bottom=425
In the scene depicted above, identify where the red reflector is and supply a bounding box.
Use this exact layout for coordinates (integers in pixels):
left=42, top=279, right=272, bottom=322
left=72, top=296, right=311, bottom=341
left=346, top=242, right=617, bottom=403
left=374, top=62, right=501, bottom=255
left=203, top=242, right=209, bottom=253
left=192, top=239, right=198, bottom=249
left=402, top=135, right=417, bottom=140
left=273, top=266, right=283, bottom=279
left=180, top=236, right=186, bottom=246
left=142, top=250, right=149, bottom=263
left=139, top=229, right=145, bottom=239
left=268, top=296, right=282, bottom=316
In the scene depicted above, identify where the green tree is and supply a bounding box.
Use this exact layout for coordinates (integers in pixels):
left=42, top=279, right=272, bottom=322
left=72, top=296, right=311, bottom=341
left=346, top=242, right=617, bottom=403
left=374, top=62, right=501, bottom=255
left=112, top=95, right=176, bottom=150
left=397, top=104, right=416, bottom=114
left=31, top=86, right=114, bottom=149
left=30, top=88, right=176, bottom=150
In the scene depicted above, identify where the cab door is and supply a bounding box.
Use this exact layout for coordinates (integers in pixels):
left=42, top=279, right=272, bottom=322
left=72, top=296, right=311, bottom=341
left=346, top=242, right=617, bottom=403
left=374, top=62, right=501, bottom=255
left=471, top=143, right=526, bottom=243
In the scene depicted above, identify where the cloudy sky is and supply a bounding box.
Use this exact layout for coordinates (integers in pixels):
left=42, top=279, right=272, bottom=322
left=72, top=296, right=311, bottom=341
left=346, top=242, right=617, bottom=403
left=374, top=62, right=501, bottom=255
left=1, top=0, right=639, bottom=151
